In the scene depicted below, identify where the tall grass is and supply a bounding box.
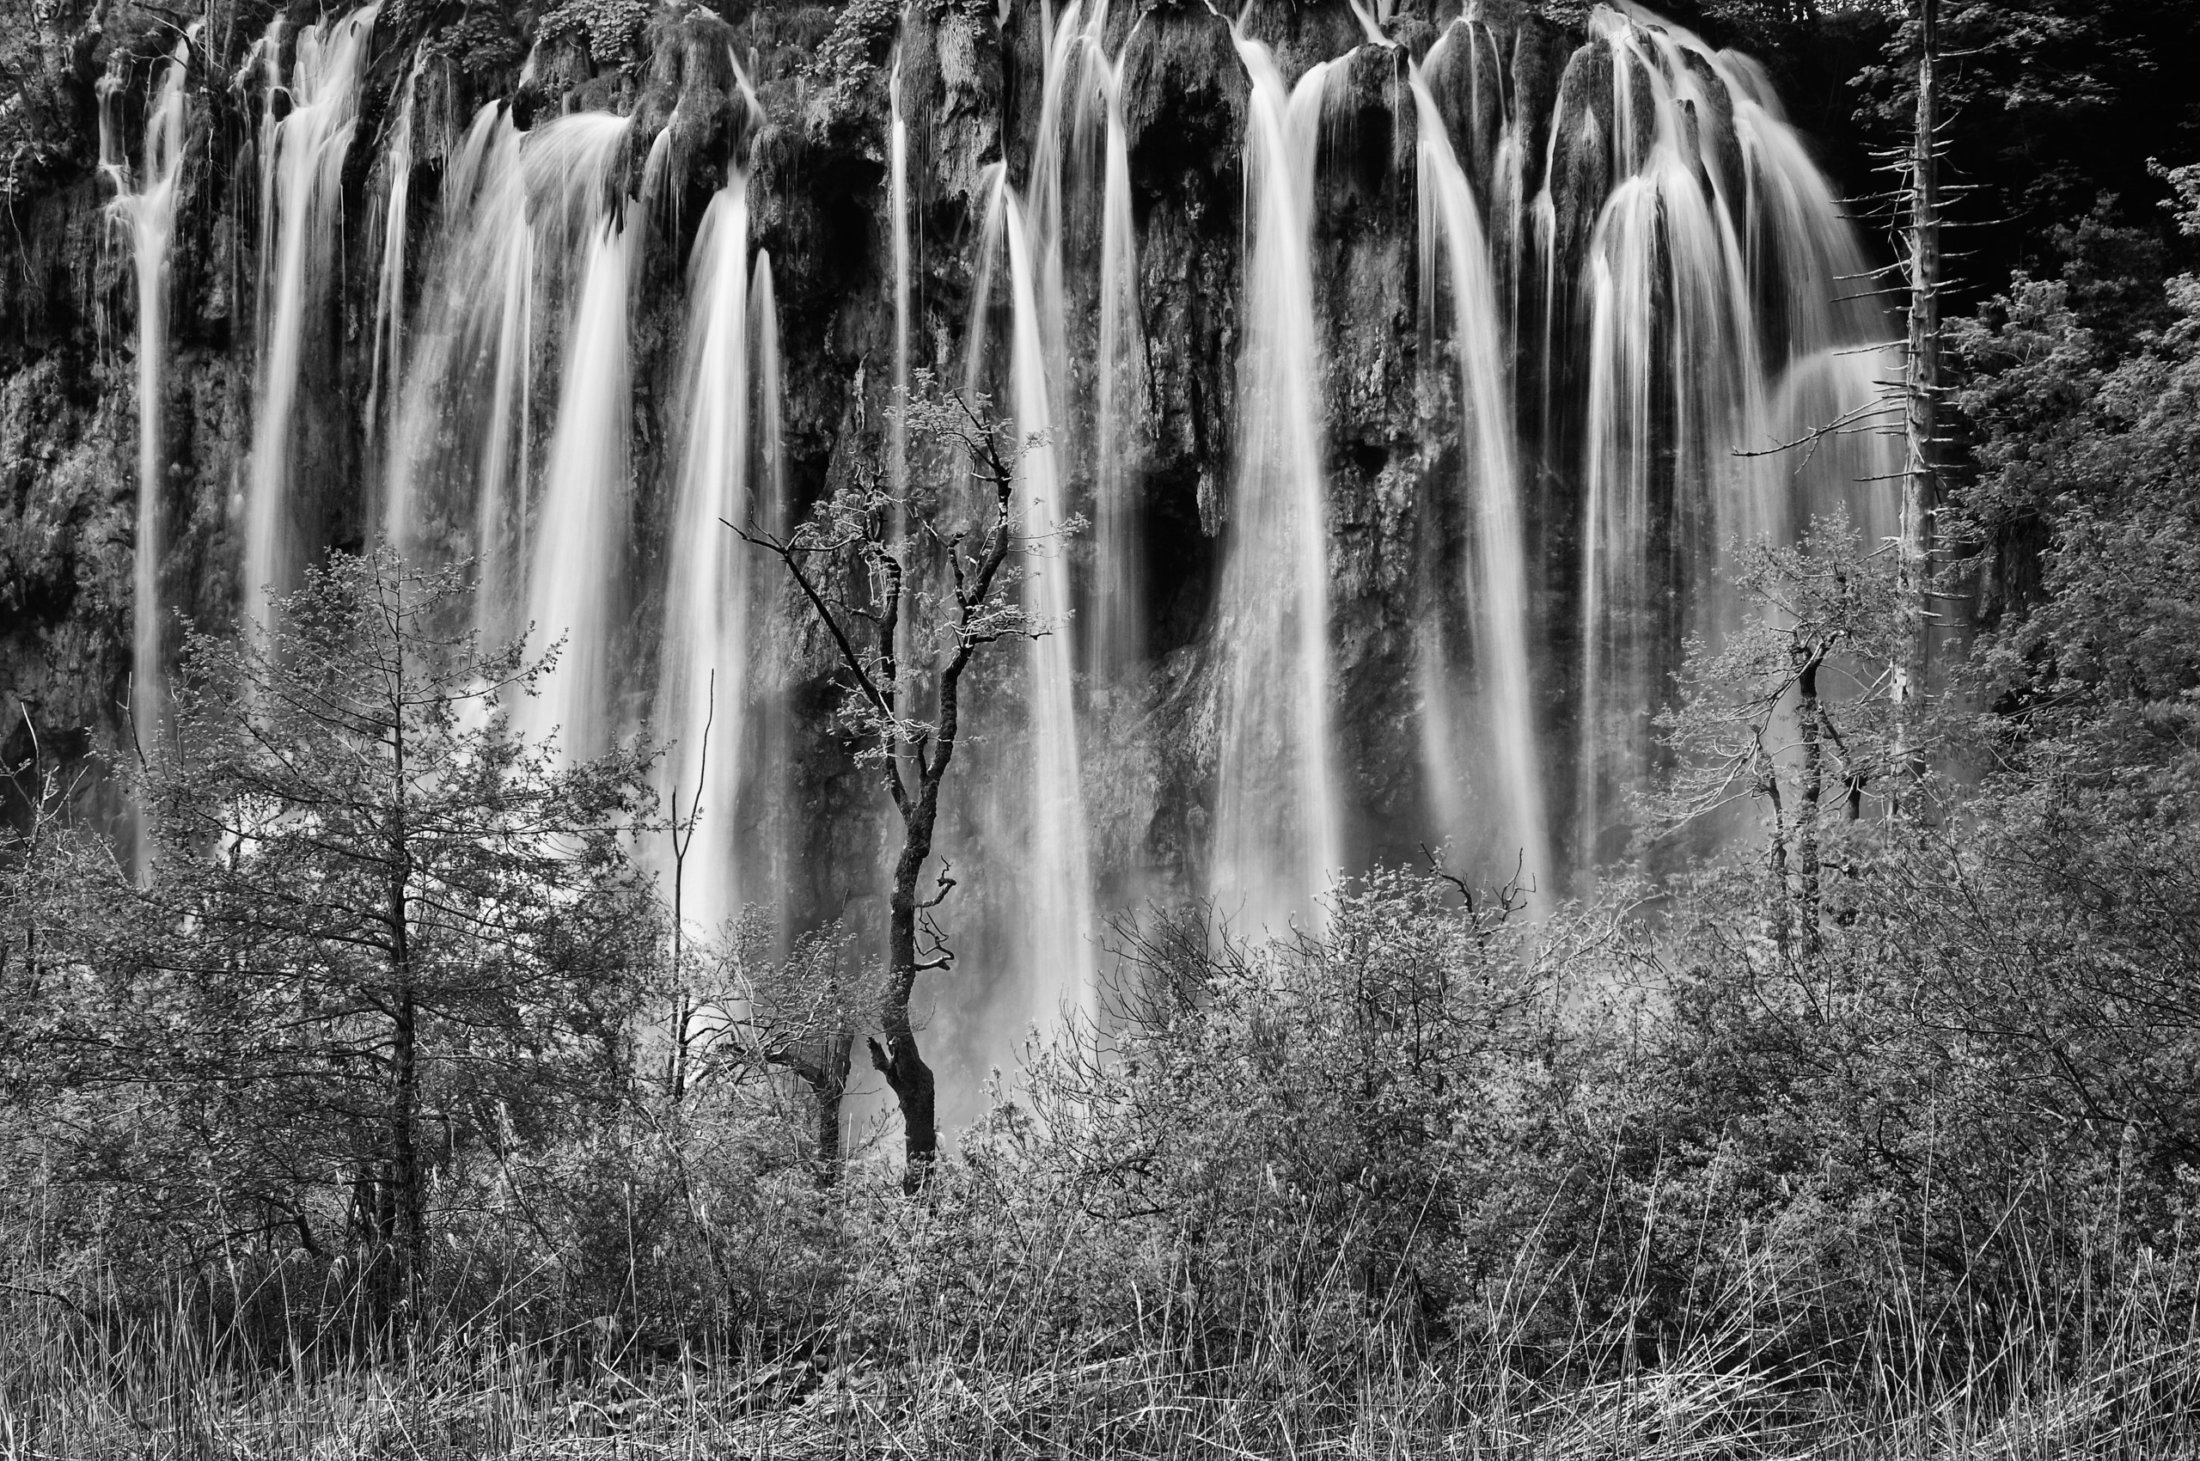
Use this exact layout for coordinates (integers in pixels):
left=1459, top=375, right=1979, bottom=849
left=11, top=870, right=2200, bottom=1457
left=7, top=1186, right=2198, bottom=1461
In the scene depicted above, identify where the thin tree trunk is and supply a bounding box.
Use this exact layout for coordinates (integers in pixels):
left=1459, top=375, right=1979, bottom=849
left=1897, top=0, right=1940, bottom=790
left=814, top=1075, right=845, bottom=1172
left=811, top=1032, right=851, bottom=1181
left=668, top=991, right=691, bottom=1103
left=1796, top=646, right=1825, bottom=954
left=386, top=811, right=422, bottom=1310
left=873, top=796, right=940, bottom=1191
left=1761, top=739, right=1792, bottom=954
left=390, top=977, right=421, bottom=1281
left=773, top=1032, right=853, bottom=1186
left=666, top=887, right=687, bottom=1102
left=385, top=663, right=422, bottom=1308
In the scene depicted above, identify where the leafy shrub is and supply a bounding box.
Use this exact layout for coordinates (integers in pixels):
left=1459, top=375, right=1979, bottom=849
left=538, top=0, right=652, bottom=65
left=937, top=868, right=1609, bottom=1374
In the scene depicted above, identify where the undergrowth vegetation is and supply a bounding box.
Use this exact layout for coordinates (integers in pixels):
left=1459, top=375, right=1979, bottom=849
left=9, top=811, right=2200, bottom=1457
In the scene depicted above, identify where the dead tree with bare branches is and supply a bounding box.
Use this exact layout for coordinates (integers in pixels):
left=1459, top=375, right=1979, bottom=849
left=736, top=373, right=1076, bottom=1190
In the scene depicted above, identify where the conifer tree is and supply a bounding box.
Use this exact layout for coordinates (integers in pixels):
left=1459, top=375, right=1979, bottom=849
left=36, top=552, right=660, bottom=1308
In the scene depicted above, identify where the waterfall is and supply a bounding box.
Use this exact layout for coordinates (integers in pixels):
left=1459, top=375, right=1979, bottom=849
left=1576, top=174, right=1661, bottom=865
left=367, top=55, right=419, bottom=473
left=474, top=177, right=534, bottom=636
left=1712, top=46, right=1902, bottom=538
left=520, top=210, right=634, bottom=762
left=1472, top=19, right=1531, bottom=345
left=383, top=104, right=505, bottom=556
left=660, top=175, right=753, bottom=940
left=1072, top=4, right=1147, bottom=679
left=1212, top=30, right=1347, bottom=932
left=889, top=49, right=911, bottom=491
left=105, top=0, right=1905, bottom=1070
left=753, top=252, right=786, bottom=538
left=382, top=109, right=631, bottom=690
left=384, top=108, right=636, bottom=752
left=992, top=175, right=1100, bottom=1026
left=751, top=249, right=792, bottom=940
left=103, top=32, right=192, bottom=862
left=1556, top=6, right=1895, bottom=864
left=243, top=5, right=376, bottom=635
left=1027, top=0, right=1086, bottom=413
left=1411, top=56, right=1551, bottom=894
left=249, top=20, right=282, bottom=356
left=387, top=100, right=523, bottom=580
left=656, top=46, right=772, bottom=938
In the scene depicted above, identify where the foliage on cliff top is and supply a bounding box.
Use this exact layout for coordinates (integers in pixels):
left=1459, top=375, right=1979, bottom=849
left=800, top=0, right=901, bottom=151
left=413, top=10, right=528, bottom=75
left=539, top=0, right=653, bottom=65
left=0, top=0, right=98, bottom=200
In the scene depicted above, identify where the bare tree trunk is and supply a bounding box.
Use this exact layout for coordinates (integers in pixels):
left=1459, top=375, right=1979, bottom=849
left=872, top=802, right=940, bottom=1191
left=807, top=1028, right=854, bottom=1182
left=389, top=977, right=421, bottom=1284
left=385, top=679, right=422, bottom=1311
left=813, top=1067, right=847, bottom=1172
left=1795, top=645, right=1825, bottom=955
left=667, top=991, right=691, bottom=1104
left=746, top=391, right=1022, bottom=1194
left=381, top=801, right=423, bottom=1317
left=1761, top=741, right=1792, bottom=954
left=769, top=1033, right=854, bottom=1186
left=1896, top=0, right=1940, bottom=791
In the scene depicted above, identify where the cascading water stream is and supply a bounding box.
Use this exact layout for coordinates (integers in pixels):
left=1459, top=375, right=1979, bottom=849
left=1026, top=0, right=1087, bottom=420
left=519, top=205, right=634, bottom=762
left=382, top=102, right=515, bottom=579
left=248, top=21, right=282, bottom=357
left=889, top=48, right=912, bottom=493
left=754, top=252, right=787, bottom=538
left=383, top=109, right=630, bottom=695
left=659, top=173, right=754, bottom=940
left=1211, top=28, right=1347, bottom=931
left=243, top=5, right=376, bottom=635
left=367, top=55, right=419, bottom=467
left=1069, top=2, right=1147, bottom=679
left=475, top=187, right=534, bottom=631
left=102, top=31, right=192, bottom=867
left=1441, top=20, right=1531, bottom=344
left=655, top=53, right=771, bottom=942
left=1555, top=5, right=1896, bottom=864
left=750, top=248, right=792, bottom=939
left=1703, top=41, right=1901, bottom=539
left=988, top=174, right=1100, bottom=1026
left=1410, top=53, right=1551, bottom=893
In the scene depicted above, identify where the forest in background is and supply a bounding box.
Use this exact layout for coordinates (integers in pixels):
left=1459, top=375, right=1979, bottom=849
left=7, top=0, right=2200, bottom=1455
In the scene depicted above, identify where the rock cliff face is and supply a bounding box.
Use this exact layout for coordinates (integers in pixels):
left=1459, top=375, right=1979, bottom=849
left=0, top=2, right=1468, bottom=815
left=1, top=0, right=1888, bottom=1100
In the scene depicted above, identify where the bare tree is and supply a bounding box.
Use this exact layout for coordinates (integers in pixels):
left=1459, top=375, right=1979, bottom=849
left=737, top=374, right=1075, bottom=1190
left=1895, top=0, right=1943, bottom=788
left=1650, top=519, right=1902, bottom=953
